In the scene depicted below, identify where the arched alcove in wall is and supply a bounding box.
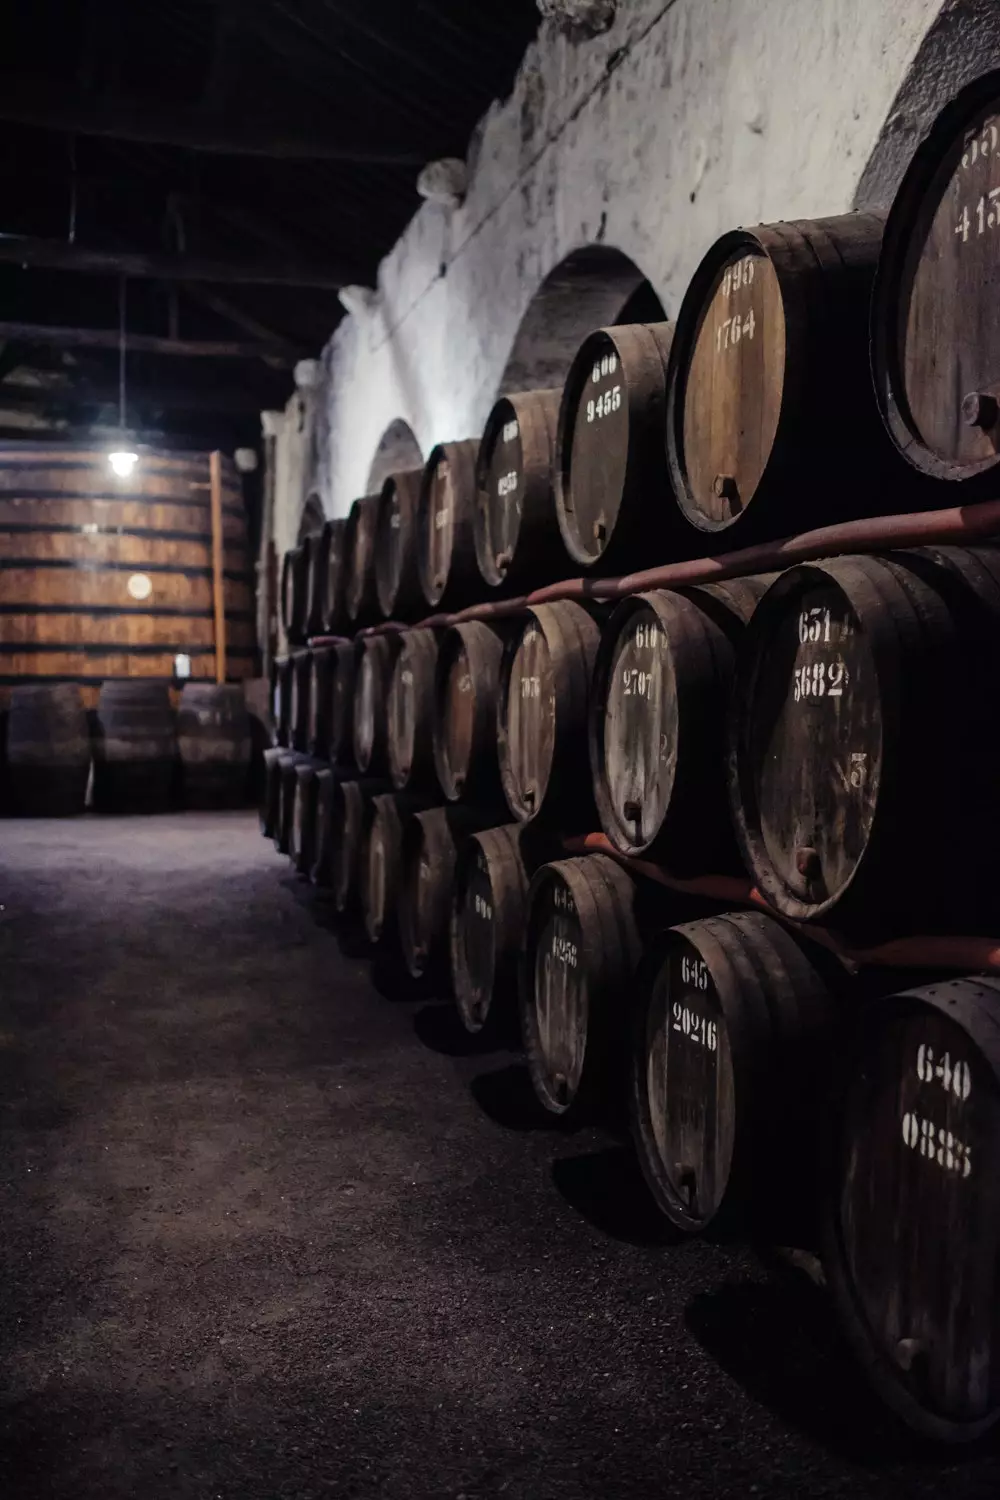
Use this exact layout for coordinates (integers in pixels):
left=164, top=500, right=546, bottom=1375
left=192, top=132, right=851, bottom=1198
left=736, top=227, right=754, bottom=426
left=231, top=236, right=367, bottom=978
left=365, top=417, right=424, bottom=494
left=498, top=246, right=666, bottom=397
left=297, top=492, right=324, bottom=541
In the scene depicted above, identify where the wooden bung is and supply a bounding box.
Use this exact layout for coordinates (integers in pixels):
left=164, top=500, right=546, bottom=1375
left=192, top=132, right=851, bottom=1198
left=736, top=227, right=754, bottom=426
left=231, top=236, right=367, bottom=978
left=590, top=575, right=769, bottom=869
left=729, top=545, right=1000, bottom=939
left=432, top=620, right=507, bottom=807
left=823, top=973, right=1000, bottom=1445
left=352, top=633, right=400, bottom=777
left=417, top=440, right=481, bottom=610
left=374, top=467, right=425, bottom=620
left=497, top=600, right=602, bottom=828
left=387, top=627, right=440, bottom=792
left=630, top=910, right=842, bottom=1239
left=871, top=74, right=1000, bottom=495
left=475, top=388, right=567, bottom=594
left=664, top=214, right=935, bottom=548
left=399, top=805, right=490, bottom=980
left=361, top=790, right=432, bottom=947
left=555, top=321, right=679, bottom=574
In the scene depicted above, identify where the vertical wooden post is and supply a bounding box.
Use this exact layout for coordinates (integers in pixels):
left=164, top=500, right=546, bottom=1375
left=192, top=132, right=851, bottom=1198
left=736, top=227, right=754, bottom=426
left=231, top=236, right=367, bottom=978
left=209, top=449, right=227, bottom=683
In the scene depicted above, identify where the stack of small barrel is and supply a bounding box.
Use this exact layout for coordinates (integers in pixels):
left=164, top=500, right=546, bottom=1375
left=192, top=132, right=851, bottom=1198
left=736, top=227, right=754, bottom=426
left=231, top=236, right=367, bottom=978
left=263, top=79, right=1000, bottom=1447
left=2, top=679, right=253, bottom=816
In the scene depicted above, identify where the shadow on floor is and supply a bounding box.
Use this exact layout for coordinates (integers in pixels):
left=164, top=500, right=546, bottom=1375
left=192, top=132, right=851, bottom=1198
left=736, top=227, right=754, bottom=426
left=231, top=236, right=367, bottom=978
left=412, top=1002, right=499, bottom=1058
left=684, top=1274, right=975, bottom=1466
left=469, top=1062, right=573, bottom=1134
left=550, top=1143, right=676, bottom=1249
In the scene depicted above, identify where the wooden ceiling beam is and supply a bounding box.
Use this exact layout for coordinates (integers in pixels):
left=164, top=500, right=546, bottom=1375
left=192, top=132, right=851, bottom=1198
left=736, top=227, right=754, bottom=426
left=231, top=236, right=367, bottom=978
left=0, top=234, right=349, bottom=289
left=0, top=83, right=433, bottom=162
left=0, top=320, right=298, bottom=363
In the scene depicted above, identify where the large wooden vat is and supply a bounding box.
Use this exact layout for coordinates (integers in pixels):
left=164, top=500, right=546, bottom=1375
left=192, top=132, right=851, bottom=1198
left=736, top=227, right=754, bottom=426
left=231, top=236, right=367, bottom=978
left=0, top=444, right=256, bottom=706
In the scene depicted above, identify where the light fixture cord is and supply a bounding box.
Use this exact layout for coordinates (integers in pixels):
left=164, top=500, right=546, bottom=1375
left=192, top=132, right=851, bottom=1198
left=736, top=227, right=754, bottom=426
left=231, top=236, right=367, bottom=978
left=118, top=275, right=127, bottom=434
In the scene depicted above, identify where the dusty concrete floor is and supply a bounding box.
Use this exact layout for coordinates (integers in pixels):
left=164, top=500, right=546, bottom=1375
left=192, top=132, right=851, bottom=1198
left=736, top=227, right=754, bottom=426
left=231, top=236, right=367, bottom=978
left=0, top=812, right=997, bottom=1500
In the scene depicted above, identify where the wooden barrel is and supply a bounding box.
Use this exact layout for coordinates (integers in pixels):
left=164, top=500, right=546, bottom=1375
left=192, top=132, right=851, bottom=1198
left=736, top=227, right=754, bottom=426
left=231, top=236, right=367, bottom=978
left=275, top=750, right=308, bottom=854
left=310, top=766, right=336, bottom=887
left=361, top=790, right=430, bottom=947
left=631, top=911, right=841, bottom=1239
left=554, top=322, right=678, bottom=573
left=273, top=654, right=293, bottom=748
left=871, top=76, right=1000, bottom=495
left=352, top=633, right=400, bottom=776
left=497, top=601, right=601, bottom=827
left=664, top=215, right=934, bottom=547
left=591, top=576, right=768, bottom=868
left=399, top=805, right=489, bottom=980
left=386, top=627, right=439, bottom=792
left=0, top=445, right=255, bottom=706
left=416, top=440, right=480, bottom=610
left=304, top=509, right=330, bottom=637
left=475, top=389, right=566, bottom=593
left=450, top=823, right=555, bottom=1036
left=291, top=760, right=319, bottom=875
left=824, top=974, right=1000, bottom=1443
left=321, top=518, right=349, bottom=634
left=344, top=494, right=381, bottom=627
left=729, top=547, right=1000, bottom=937
left=260, top=745, right=283, bottom=838
left=289, top=648, right=312, bottom=753
left=92, top=680, right=176, bottom=813
left=520, top=854, right=644, bottom=1116
left=307, top=645, right=334, bottom=759
left=177, top=682, right=251, bottom=808
left=374, top=468, right=424, bottom=620
left=5, top=682, right=89, bottom=815
left=281, top=546, right=303, bottom=643
left=432, top=621, right=506, bottom=806
left=331, top=776, right=391, bottom=915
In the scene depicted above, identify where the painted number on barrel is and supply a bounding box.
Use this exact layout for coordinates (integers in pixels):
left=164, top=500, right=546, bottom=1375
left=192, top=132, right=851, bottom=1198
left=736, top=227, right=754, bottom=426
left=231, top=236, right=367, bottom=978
left=586, top=385, right=622, bottom=423
left=520, top=675, right=542, bottom=700
left=631, top=621, right=660, bottom=652
left=502, top=419, right=519, bottom=444
left=680, top=955, right=710, bottom=991
left=497, top=471, right=518, bottom=496
left=792, top=659, right=847, bottom=701
left=434, top=508, right=449, bottom=531
left=901, top=1111, right=972, bottom=1178
left=551, top=934, right=578, bottom=967
left=621, top=667, right=653, bottom=697
left=672, top=1002, right=718, bottom=1052
left=474, top=893, right=493, bottom=921
left=553, top=884, right=573, bottom=913
left=715, top=309, right=756, bottom=354
left=916, top=1043, right=973, bottom=1101
left=722, top=257, right=756, bottom=296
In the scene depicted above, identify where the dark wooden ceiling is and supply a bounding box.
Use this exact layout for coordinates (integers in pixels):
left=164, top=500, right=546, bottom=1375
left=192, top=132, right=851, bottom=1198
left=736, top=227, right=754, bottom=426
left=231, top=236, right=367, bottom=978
left=0, top=0, right=541, bottom=450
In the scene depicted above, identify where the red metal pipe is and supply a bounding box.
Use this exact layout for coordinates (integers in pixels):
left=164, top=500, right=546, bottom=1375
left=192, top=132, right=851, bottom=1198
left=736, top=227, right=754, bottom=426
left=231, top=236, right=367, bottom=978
left=528, top=494, right=1000, bottom=606
left=563, top=833, right=1000, bottom=974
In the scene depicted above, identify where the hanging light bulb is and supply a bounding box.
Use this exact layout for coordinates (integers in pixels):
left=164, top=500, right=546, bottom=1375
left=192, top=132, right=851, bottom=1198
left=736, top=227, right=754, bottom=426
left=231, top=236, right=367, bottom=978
left=108, top=274, right=139, bottom=480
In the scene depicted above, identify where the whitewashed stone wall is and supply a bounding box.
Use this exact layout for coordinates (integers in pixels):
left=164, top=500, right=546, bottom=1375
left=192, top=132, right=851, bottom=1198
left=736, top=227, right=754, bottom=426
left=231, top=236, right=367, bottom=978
left=265, top=0, right=1000, bottom=557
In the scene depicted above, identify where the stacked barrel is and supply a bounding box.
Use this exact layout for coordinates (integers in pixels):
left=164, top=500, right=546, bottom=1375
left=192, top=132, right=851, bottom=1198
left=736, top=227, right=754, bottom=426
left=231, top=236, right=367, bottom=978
left=266, top=76, right=1000, bottom=1447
